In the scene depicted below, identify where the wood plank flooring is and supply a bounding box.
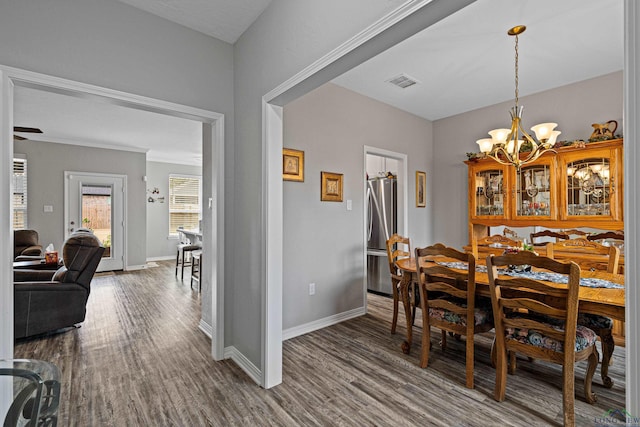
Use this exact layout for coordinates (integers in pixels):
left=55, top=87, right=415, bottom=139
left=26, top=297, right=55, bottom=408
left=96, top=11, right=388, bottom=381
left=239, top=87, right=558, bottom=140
left=14, top=260, right=625, bottom=426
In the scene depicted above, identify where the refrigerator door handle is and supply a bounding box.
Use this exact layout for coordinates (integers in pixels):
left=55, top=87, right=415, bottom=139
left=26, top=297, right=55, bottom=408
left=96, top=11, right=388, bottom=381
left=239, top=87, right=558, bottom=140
left=366, top=187, right=373, bottom=241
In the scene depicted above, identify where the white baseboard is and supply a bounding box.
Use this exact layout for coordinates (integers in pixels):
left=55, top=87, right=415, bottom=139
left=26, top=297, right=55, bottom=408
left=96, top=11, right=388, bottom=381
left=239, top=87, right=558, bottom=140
left=125, top=264, right=147, bottom=271
left=199, top=319, right=213, bottom=338
left=224, top=346, right=262, bottom=386
left=282, top=306, right=365, bottom=341
left=146, top=255, right=175, bottom=262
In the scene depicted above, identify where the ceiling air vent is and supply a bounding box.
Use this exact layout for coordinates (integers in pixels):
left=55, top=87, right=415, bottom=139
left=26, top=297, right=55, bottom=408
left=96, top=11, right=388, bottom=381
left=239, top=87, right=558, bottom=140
left=387, top=74, right=420, bottom=89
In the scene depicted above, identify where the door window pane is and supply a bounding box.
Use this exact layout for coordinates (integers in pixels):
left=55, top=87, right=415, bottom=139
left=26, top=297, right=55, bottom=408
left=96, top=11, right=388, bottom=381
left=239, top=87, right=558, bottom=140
left=82, top=185, right=112, bottom=258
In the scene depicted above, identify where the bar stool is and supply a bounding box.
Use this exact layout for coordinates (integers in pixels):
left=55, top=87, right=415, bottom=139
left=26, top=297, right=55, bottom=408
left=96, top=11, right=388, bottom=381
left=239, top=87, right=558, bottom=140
left=191, top=250, right=202, bottom=292
left=175, top=229, right=202, bottom=280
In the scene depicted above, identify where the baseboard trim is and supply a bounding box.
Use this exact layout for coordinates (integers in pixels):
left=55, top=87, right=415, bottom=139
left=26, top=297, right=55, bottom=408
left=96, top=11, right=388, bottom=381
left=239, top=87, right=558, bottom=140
left=199, top=319, right=213, bottom=338
left=282, top=306, right=366, bottom=341
left=125, top=264, right=147, bottom=271
left=146, top=255, right=175, bottom=262
left=224, top=346, right=262, bottom=385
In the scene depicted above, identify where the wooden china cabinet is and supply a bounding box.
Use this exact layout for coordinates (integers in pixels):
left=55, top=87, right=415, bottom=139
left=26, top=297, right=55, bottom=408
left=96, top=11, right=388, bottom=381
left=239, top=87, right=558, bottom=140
left=466, top=139, right=623, bottom=243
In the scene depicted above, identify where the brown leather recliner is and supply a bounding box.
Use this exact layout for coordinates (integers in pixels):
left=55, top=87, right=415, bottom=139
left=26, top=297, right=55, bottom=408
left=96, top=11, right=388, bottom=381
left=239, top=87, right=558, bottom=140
left=13, top=230, right=105, bottom=339
left=14, top=230, right=43, bottom=260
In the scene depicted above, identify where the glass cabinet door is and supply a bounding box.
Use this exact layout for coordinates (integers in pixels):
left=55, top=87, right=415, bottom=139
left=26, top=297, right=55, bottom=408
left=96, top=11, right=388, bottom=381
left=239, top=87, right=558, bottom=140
left=513, top=161, right=556, bottom=219
left=565, top=157, right=612, bottom=217
left=472, top=167, right=507, bottom=218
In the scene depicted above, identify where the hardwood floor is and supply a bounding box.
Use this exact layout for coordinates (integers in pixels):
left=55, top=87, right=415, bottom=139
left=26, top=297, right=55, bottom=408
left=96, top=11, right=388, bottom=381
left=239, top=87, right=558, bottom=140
left=14, top=260, right=625, bottom=426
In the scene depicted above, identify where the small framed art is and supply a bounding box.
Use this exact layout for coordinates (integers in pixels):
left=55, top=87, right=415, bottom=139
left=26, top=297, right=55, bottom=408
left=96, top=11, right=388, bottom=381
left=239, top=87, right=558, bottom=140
left=321, top=171, right=343, bottom=202
left=283, top=148, right=304, bottom=182
left=416, top=171, right=426, bottom=207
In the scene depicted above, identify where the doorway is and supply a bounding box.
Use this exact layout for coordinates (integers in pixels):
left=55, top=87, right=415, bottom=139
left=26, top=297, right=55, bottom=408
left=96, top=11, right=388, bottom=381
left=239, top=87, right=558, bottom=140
left=1, top=66, right=226, bottom=365
left=363, top=147, right=408, bottom=300
left=65, top=172, right=125, bottom=272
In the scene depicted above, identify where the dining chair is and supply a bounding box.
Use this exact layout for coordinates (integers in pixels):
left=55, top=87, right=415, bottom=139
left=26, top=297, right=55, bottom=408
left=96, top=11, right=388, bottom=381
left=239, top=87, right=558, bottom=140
left=385, top=234, right=415, bottom=334
left=487, top=251, right=598, bottom=426
left=546, top=238, right=621, bottom=388
left=471, top=234, right=520, bottom=261
left=529, top=229, right=569, bottom=246
left=414, top=243, right=493, bottom=388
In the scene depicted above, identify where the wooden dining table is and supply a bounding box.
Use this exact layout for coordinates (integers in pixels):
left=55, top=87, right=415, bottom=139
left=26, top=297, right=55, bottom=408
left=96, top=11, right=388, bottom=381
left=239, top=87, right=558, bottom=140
left=395, top=256, right=625, bottom=388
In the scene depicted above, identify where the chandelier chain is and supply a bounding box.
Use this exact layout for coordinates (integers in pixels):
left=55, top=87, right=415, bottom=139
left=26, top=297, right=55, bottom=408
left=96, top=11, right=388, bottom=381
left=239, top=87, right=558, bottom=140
left=514, top=33, right=519, bottom=110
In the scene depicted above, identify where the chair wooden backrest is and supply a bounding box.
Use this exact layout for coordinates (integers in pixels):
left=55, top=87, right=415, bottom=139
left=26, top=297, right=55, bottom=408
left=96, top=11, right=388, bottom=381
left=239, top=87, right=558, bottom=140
left=385, top=234, right=412, bottom=334
left=561, top=229, right=589, bottom=239
left=586, top=230, right=624, bottom=243
left=487, top=252, right=598, bottom=425
left=529, top=229, right=569, bottom=246
left=546, top=238, right=620, bottom=274
left=471, top=234, right=519, bottom=259
left=386, top=233, right=411, bottom=279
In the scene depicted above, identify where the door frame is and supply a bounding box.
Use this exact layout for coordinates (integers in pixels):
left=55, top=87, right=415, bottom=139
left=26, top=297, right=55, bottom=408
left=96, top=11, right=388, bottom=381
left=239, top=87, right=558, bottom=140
left=362, top=146, right=408, bottom=311
left=64, top=171, right=127, bottom=272
left=0, top=65, right=226, bottom=366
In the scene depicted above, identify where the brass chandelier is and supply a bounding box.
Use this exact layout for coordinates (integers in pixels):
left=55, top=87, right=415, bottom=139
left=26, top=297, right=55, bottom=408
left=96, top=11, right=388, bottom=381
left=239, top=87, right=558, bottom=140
left=476, top=25, right=560, bottom=170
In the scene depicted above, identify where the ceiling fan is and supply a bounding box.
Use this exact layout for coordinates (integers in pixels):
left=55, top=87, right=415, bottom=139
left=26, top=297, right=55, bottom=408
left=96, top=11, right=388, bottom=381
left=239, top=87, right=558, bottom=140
left=13, top=126, right=43, bottom=141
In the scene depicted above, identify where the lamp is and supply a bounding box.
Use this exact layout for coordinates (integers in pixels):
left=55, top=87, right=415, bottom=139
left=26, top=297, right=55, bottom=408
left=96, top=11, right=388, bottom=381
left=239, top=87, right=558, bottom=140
left=476, top=25, right=559, bottom=170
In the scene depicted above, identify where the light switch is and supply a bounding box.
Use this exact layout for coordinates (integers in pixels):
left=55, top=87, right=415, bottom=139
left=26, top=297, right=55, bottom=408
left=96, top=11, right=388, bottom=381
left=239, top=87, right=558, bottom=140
left=43, top=205, right=53, bottom=213
left=346, top=200, right=353, bottom=211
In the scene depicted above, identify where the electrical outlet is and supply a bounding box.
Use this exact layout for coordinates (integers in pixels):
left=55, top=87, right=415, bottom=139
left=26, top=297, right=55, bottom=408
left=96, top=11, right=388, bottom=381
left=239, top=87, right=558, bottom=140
left=309, top=283, right=316, bottom=295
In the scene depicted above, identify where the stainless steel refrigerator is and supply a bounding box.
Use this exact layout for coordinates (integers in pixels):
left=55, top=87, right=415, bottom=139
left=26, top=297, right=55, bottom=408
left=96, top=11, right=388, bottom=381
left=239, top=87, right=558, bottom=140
left=366, top=177, right=397, bottom=295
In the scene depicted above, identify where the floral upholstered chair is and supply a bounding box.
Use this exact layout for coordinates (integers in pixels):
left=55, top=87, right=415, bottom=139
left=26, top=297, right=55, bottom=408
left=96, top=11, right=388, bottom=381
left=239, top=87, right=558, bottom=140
left=487, top=251, right=598, bottom=426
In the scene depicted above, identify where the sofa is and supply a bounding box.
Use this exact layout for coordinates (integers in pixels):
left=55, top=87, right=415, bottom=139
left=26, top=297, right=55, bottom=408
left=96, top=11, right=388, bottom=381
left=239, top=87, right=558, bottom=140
left=13, top=230, right=105, bottom=339
left=14, top=229, right=43, bottom=260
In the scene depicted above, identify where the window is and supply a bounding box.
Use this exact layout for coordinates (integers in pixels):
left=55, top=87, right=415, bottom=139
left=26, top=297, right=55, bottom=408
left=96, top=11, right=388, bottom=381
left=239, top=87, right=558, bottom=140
left=169, top=175, right=201, bottom=235
left=13, top=156, right=27, bottom=230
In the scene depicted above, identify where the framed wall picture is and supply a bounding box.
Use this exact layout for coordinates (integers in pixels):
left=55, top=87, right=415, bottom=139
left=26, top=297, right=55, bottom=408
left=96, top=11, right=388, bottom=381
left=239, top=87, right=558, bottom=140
left=283, top=148, right=304, bottom=181
left=321, top=171, right=343, bottom=202
left=416, top=171, right=426, bottom=207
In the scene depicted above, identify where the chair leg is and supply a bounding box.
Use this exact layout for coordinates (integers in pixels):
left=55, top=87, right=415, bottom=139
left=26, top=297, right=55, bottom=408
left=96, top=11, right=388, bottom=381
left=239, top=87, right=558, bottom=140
left=508, top=351, right=517, bottom=375
left=584, top=347, right=599, bottom=404
left=440, top=329, right=447, bottom=351
left=562, top=361, right=576, bottom=427
left=181, top=250, right=187, bottom=280
left=465, top=333, right=474, bottom=389
left=175, top=247, right=181, bottom=276
left=419, top=291, right=431, bottom=368
left=391, top=280, right=399, bottom=334
left=494, top=340, right=507, bottom=402
left=598, top=328, right=615, bottom=388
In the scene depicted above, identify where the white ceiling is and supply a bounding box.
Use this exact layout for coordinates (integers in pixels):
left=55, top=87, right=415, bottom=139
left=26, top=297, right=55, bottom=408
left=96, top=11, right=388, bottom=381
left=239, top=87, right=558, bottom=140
left=13, top=0, right=624, bottom=165
left=14, top=87, right=203, bottom=165
left=333, top=0, right=623, bottom=121
left=116, top=0, right=272, bottom=44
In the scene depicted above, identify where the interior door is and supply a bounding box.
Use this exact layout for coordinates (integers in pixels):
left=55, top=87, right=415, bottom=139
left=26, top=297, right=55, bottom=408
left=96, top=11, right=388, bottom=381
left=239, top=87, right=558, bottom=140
left=64, top=172, right=125, bottom=271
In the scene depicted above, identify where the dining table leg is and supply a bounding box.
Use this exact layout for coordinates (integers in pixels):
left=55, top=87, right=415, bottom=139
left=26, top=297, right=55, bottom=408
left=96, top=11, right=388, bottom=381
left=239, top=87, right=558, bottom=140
left=600, top=331, right=615, bottom=388
left=400, top=270, right=413, bottom=355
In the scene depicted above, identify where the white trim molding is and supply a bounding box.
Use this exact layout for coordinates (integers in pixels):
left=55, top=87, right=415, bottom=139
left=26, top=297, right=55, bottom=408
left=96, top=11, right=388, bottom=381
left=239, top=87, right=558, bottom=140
left=283, top=307, right=366, bottom=341
left=199, top=319, right=213, bottom=338
left=224, top=346, right=262, bottom=385
left=624, top=0, right=639, bottom=416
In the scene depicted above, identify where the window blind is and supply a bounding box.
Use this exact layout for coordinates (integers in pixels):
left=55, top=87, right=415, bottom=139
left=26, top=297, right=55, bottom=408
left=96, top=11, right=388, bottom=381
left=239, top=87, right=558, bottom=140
left=169, top=175, right=201, bottom=234
left=13, top=157, right=27, bottom=229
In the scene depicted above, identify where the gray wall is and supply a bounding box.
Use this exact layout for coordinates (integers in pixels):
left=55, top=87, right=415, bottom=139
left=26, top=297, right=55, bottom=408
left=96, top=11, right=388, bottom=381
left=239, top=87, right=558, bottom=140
left=282, top=83, right=432, bottom=329
left=146, top=161, right=203, bottom=260
left=14, top=140, right=147, bottom=267
left=0, top=0, right=233, bottom=333
left=234, top=0, right=408, bottom=366
left=432, top=71, right=623, bottom=250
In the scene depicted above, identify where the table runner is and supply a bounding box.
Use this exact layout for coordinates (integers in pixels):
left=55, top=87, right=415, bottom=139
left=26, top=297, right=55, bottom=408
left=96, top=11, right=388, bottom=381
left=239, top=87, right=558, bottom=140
left=435, top=261, right=623, bottom=290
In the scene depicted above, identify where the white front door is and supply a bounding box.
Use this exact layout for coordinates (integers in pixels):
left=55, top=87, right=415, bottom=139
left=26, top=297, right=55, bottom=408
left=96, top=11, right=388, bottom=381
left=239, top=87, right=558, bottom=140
left=64, top=172, right=126, bottom=271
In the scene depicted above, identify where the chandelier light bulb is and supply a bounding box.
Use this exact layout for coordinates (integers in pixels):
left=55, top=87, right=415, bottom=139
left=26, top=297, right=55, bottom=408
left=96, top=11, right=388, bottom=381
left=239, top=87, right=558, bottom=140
left=531, top=123, right=558, bottom=141
left=489, top=128, right=510, bottom=144
left=476, top=138, right=494, bottom=153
